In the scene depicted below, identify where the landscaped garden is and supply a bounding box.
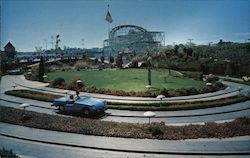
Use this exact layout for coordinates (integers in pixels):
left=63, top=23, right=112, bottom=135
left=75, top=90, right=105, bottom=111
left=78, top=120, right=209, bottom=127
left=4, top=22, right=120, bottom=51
left=46, top=69, right=205, bottom=91
left=41, top=68, right=225, bottom=97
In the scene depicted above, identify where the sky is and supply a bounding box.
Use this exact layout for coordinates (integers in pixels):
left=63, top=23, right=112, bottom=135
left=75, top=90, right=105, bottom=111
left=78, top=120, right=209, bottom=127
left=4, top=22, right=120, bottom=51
left=1, top=0, right=250, bottom=52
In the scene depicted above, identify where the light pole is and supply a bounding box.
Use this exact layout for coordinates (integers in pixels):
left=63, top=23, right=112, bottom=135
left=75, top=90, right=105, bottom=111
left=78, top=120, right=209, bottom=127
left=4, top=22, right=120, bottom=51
left=76, top=79, right=82, bottom=91
left=20, top=103, right=30, bottom=116
left=144, top=111, right=156, bottom=124
left=147, top=56, right=152, bottom=87
left=157, top=95, right=165, bottom=106
left=43, top=75, right=48, bottom=82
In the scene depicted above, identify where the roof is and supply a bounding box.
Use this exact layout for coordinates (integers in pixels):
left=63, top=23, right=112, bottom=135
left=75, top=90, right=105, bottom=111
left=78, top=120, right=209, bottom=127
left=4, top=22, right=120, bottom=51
left=4, top=42, right=15, bottom=49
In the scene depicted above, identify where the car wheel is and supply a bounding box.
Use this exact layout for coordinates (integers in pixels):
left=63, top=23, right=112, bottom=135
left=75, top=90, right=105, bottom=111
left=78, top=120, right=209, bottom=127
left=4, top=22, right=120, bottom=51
left=83, top=108, right=90, bottom=116
left=59, top=105, right=65, bottom=111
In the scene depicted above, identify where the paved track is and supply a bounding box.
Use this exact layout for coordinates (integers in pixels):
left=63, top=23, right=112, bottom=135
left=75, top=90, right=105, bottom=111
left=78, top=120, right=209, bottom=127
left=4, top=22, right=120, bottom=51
left=0, top=75, right=250, bottom=157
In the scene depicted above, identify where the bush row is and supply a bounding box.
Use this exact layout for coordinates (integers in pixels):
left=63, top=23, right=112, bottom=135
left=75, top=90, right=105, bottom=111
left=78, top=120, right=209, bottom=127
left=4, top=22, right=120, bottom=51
left=5, top=90, right=62, bottom=102
left=107, top=95, right=249, bottom=111
left=85, top=81, right=224, bottom=97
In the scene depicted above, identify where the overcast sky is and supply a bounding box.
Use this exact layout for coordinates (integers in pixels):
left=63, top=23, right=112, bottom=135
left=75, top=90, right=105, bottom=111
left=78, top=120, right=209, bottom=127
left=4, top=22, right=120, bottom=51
left=1, top=0, right=250, bottom=52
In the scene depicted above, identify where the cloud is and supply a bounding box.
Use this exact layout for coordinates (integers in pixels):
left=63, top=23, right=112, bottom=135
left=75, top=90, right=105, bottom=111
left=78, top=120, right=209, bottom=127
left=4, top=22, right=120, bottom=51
left=232, top=32, right=250, bottom=36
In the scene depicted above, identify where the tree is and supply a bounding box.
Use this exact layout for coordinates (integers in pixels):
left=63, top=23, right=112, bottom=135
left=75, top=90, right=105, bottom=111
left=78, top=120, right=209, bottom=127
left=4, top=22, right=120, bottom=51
left=109, top=56, right=114, bottom=63
left=100, top=56, right=105, bottom=63
left=164, top=49, right=172, bottom=75
left=130, top=57, right=139, bottom=68
left=38, top=56, right=45, bottom=82
left=146, top=54, right=152, bottom=86
left=116, top=52, right=123, bottom=68
left=94, top=58, right=98, bottom=64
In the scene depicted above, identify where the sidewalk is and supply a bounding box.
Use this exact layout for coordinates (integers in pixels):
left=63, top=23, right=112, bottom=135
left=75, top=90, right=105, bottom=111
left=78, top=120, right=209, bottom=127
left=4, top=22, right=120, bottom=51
left=0, top=122, right=249, bottom=155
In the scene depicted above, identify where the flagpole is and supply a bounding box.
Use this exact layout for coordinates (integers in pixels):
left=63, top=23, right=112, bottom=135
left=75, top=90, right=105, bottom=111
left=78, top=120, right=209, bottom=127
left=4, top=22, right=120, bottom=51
left=107, top=4, right=111, bottom=62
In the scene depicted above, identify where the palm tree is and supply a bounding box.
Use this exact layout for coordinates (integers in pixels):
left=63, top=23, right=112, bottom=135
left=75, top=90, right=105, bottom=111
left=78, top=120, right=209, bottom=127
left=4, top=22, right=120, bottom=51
left=145, top=50, right=152, bottom=86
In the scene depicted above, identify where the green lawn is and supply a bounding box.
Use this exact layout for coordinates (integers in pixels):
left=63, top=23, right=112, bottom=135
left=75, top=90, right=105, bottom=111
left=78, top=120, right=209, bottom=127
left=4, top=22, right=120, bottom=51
left=47, top=69, right=205, bottom=92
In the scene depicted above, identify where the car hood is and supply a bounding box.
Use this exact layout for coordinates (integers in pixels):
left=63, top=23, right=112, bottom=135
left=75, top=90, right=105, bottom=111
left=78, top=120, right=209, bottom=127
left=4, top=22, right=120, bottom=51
left=76, top=97, right=106, bottom=109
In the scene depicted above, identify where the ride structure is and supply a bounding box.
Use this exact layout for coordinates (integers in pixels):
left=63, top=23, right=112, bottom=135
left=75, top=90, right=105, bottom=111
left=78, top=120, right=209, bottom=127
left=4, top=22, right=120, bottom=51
left=103, top=25, right=165, bottom=59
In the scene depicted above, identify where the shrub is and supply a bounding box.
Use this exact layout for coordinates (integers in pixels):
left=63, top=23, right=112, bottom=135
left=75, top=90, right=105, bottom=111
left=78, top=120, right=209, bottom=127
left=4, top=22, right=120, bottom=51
left=146, top=123, right=164, bottom=138
left=66, top=77, right=85, bottom=91
left=186, top=87, right=198, bottom=95
left=74, top=61, right=89, bottom=70
left=52, top=77, right=65, bottom=87
left=213, top=82, right=224, bottom=89
left=206, top=74, right=219, bottom=82
left=0, top=148, right=19, bottom=158
left=181, top=71, right=203, bottom=80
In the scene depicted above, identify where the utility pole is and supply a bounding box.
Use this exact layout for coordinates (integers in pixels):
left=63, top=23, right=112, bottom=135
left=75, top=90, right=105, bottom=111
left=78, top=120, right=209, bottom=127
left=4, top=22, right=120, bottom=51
left=44, top=39, right=47, bottom=50
left=81, top=38, right=84, bottom=49
left=50, top=36, right=54, bottom=50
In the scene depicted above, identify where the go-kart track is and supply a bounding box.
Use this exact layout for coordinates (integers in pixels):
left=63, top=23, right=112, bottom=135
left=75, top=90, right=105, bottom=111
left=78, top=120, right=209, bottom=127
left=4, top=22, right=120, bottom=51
left=0, top=75, right=250, bottom=158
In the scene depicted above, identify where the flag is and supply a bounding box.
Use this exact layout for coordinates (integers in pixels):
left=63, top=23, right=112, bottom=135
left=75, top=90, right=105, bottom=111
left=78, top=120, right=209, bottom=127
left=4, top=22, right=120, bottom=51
left=105, top=11, right=113, bottom=23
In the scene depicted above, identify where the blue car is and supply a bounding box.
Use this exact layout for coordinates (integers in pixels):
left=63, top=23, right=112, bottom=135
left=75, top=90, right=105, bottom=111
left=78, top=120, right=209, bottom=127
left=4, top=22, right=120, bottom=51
left=51, top=95, right=107, bottom=115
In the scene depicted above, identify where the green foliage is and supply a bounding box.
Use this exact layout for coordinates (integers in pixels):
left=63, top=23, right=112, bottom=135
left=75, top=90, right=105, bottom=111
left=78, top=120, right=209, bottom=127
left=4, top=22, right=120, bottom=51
left=0, top=148, right=20, bottom=158
left=52, top=77, right=65, bottom=87
left=66, top=77, right=85, bottom=91
left=109, top=56, right=114, bottom=63
left=38, top=56, right=45, bottom=82
left=107, top=95, right=249, bottom=111
left=181, top=71, right=203, bottom=80
left=146, top=124, right=164, bottom=138
left=5, top=90, right=61, bottom=102
left=74, top=61, right=89, bottom=70
left=116, top=53, right=123, bottom=68
left=100, top=56, right=105, bottom=63
left=94, top=58, right=98, bottom=64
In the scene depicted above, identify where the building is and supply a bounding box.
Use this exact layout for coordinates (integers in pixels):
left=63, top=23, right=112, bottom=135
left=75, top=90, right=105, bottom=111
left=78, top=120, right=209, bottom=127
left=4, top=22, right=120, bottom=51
left=0, top=42, right=17, bottom=73
left=103, top=25, right=165, bottom=59
left=2, top=42, right=16, bottom=59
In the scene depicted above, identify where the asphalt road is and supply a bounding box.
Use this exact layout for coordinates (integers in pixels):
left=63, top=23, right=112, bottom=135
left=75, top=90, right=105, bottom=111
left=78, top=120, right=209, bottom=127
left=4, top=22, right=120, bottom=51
left=1, top=93, right=250, bottom=124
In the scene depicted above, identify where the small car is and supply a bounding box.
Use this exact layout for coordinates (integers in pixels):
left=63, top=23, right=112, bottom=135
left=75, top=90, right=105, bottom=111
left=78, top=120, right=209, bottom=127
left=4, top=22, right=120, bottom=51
left=51, top=95, right=107, bottom=115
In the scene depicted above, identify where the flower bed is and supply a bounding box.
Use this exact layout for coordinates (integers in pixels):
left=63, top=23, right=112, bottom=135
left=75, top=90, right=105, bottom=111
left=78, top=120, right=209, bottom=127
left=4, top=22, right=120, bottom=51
left=5, top=90, right=62, bottom=102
